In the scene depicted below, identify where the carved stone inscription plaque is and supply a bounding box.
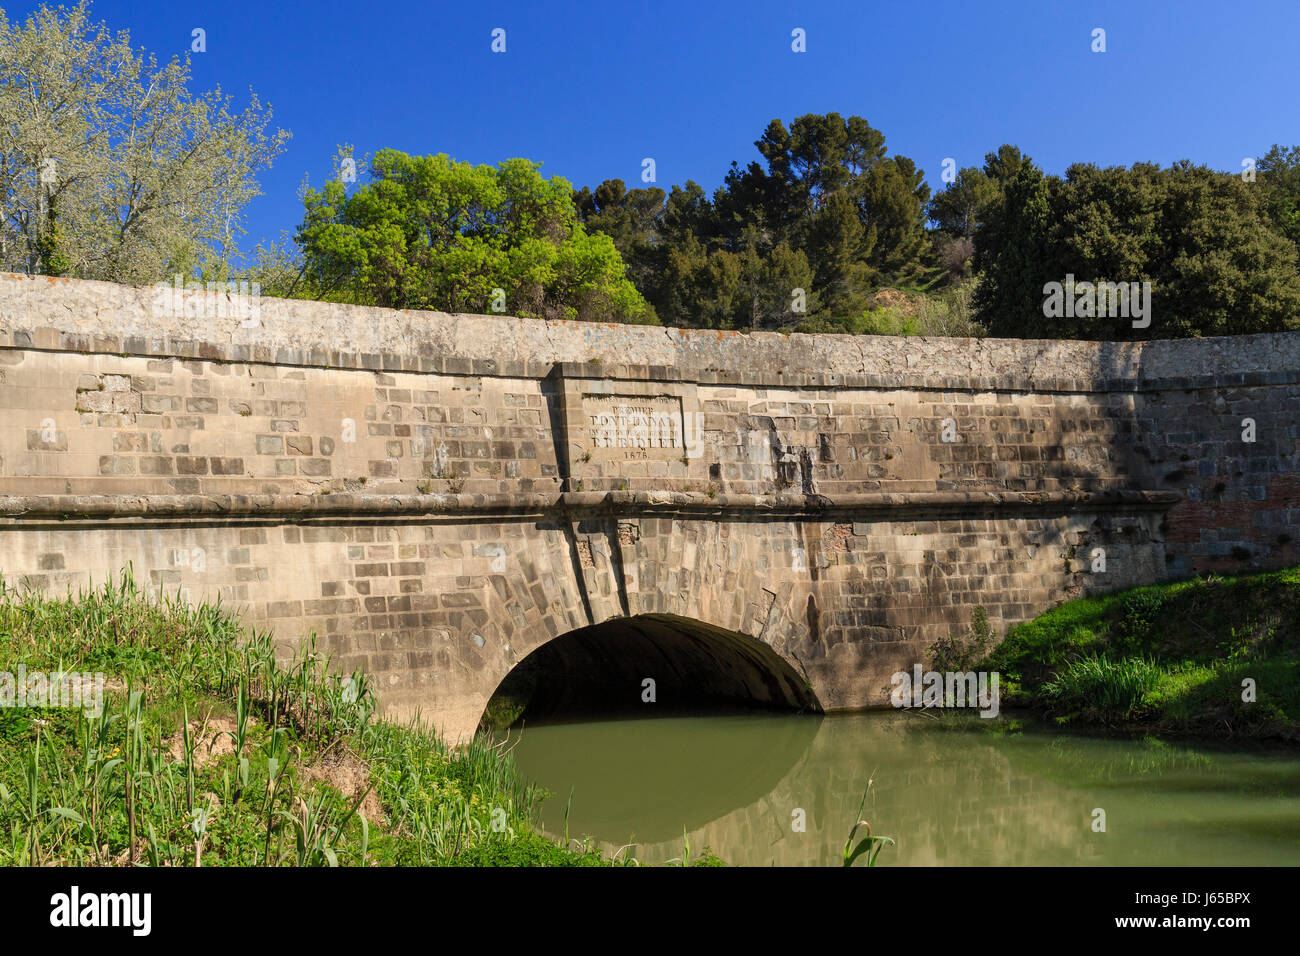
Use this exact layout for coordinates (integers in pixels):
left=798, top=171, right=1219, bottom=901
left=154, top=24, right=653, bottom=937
left=582, top=394, right=683, bottom=460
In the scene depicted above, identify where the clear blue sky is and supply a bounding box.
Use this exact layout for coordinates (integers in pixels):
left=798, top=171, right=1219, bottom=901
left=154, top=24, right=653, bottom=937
left=15, top=0, right=1300, bottom=261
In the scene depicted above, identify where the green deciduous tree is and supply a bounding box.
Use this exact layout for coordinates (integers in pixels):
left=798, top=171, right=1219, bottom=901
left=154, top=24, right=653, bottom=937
left=0, top=0, right=289, bottom=282
left=295, top=149, right=654, bottom=323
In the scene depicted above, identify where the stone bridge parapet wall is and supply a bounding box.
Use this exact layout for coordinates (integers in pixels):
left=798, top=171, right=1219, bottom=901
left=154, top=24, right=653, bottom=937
left=1, top=273, right=1297, bottom=739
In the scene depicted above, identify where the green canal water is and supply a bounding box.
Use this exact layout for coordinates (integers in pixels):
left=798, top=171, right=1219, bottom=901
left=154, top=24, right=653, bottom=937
left=509, top=711, right=1300, bottom=866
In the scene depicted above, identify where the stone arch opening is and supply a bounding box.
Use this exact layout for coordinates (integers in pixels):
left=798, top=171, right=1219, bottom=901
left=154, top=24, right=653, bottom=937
left=478, top=613, right=822, bottom=732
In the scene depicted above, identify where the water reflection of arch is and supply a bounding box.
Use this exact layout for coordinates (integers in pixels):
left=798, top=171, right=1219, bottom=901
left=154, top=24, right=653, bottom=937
left=516, top=713, right=822, bottom=846
left=480, top=614, right=823, bottom=845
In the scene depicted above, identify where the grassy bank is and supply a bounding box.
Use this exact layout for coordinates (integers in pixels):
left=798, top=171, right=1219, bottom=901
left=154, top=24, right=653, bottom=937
left=980, top=566, right=1300, bottom=741
left=0, top=570, right=717, bottom=866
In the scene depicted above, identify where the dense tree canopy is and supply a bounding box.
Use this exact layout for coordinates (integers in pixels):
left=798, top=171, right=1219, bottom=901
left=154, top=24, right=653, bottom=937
left=571, top=119, right=1300, bottom=338
left=971, top=154, right=1300, bottom=338
left=573, top=113, right=938, bottom=330
left=1258, top=144, right=1300, bottom=254
left=293, top=150, right=654, bottom=322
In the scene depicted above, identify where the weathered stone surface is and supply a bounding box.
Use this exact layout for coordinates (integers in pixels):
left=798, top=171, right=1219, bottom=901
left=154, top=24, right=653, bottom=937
left=0, top=273, right=1297, bottom=741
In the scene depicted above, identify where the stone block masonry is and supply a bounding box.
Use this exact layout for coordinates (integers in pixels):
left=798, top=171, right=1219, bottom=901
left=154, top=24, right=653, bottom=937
left=0, top=273, right=1296, bottom=740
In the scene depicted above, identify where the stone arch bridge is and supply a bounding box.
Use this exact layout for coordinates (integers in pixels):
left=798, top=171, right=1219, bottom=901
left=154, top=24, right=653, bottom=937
left=1, top=274, right=1296, bottom=740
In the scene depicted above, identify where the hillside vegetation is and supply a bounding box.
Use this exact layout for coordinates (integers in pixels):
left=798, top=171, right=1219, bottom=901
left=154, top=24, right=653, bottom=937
left=981, top=567, right=1300, bottom=741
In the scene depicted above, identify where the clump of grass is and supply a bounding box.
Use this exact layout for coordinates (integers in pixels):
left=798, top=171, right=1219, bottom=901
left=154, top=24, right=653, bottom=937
left=981, top=565, right=1300, bottom=740
left=1040, top=655, right=1166, bottom=724
left=842, top=779, right=894, bottom=867
left=0, top=568, right=626, bottom=866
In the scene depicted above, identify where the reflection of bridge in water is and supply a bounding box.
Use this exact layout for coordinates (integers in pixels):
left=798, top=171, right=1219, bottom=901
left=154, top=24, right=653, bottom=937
left=512, top=713, right=1300, bottom=867
left=514, top=713, right=1090, bottom=865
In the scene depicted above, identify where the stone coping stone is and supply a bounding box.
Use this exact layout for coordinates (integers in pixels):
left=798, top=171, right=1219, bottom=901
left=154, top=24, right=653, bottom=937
left=3, top=273, right=1299, bottom=393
